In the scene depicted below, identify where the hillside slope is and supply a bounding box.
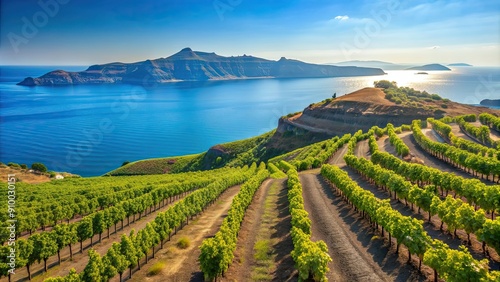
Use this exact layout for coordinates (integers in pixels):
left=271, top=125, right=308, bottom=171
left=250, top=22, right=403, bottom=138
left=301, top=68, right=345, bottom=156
left=275, top=87, right=499, bottom=145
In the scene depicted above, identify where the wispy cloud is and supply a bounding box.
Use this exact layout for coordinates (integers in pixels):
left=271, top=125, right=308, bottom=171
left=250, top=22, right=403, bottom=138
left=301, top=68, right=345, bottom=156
left=427, top=46, right=440, bottom=49
left=334, top=15, right=349, bottom=21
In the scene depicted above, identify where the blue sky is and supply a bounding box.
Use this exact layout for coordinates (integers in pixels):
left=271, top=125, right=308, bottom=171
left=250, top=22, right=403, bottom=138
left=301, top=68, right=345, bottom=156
left=1, top=0, right=499, bottom=66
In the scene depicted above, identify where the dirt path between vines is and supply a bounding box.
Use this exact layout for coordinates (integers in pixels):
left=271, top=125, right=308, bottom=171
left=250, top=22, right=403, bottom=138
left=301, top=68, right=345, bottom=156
left=299, top=171, right=425, bottom=282
left=377, top=136, right=402, bottom=159
left=222, top=179, right=296, bottom=282
left=328, top=144, right=348, bottom=166
left=127, top=184, right=242, bottom=282
left=450, top=123, right=477, bottom=143
left=355, top=139, right=370, bottom=159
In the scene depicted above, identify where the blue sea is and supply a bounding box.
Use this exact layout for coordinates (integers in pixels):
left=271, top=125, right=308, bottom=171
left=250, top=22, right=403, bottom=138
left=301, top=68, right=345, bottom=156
left=1, top=66, right=499, bottom=176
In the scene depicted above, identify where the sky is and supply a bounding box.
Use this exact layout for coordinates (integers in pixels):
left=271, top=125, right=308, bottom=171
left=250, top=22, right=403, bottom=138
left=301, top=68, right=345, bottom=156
left=0, top=0, right=499, bottom=66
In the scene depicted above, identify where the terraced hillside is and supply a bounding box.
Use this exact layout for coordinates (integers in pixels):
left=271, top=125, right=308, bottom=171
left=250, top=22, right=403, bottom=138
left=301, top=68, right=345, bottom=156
left=2, top=86, right=500, bottom=282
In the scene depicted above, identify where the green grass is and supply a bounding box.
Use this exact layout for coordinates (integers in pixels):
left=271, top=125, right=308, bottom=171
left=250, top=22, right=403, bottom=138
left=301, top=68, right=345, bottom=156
left=254, top=239, right=271, bottom=261
left=147, top=262, right=166, bottom=276
left=105, top=153, right=203, bottom=176
left=250, top=181, right=281, bottom=281
left=105, top=130, right=276, bottom=176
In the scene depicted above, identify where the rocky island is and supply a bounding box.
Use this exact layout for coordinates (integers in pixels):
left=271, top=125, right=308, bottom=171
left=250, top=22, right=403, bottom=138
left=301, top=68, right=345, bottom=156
left=406, top=64, right=451, bottom=71
left=480, top=99, right=500, bottom=107
left=18, top=48, right=386, bottom=86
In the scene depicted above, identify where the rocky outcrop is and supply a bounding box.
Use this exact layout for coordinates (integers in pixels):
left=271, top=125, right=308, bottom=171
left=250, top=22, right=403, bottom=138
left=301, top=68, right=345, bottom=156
left=18, top=48, right=385, bottom=86
left=480, top=99, right=500, bottom=107
left=276, top=87, right=500, bottom=139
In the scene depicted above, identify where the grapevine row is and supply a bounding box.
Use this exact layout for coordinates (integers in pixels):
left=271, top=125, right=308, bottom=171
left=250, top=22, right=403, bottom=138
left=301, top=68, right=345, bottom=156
left=428, top=117, right=496, bottom=158
left=11, top=165, right=256, bottom=282
left=286, top=166, right=331, bottom=281
left=267, top=162, right=287, bottom=178
left=387, top=123, right=410, bottom=157
left=345, top=154, right=500, bottom=255
left=412, top=120, right=500, bottom=181
left=0, top=170, right=228, bottom=240
left=320, top=164, right=499, bottom=282
left=0, top=166, right=252, bottom=281
left=199, top=163, right=269, bottom=281
left=480, top=113, right=500, bottom=133
left=455, top=115, right=498, bottom=148
left=291, top=134, right=351, bottom=171
left=369, top=134, right=500, bottom=218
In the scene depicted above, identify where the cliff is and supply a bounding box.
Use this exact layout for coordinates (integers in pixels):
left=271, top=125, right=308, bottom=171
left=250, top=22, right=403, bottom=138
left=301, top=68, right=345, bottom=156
left=18, top=48, right=385, bottom=86
left=275, top=87, right=499, bottom=141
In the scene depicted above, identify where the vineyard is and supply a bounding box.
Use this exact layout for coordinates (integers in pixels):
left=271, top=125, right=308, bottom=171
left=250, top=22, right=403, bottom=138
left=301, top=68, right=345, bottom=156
left=2, top=112, right=500, bottom=282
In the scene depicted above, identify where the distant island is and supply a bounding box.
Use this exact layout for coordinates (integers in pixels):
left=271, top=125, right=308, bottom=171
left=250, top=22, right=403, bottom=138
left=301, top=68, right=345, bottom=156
left=17, top=48, right=385, bottom=86
left=480, top=99, right=500, bottom=107
left=330, top=60, right=410, bottom=70
left=448, top=63, right=473, bottom=67
left=406, top=64, right=451, bottom=71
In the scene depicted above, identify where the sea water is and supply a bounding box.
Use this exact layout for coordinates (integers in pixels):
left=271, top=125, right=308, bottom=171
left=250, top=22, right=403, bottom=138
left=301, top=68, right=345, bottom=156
left=1, top=66, right=498, bottom=176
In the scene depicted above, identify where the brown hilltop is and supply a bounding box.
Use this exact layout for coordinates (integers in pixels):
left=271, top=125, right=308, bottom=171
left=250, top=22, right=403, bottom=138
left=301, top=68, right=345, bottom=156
left=270, top=87, right=499, bottom=150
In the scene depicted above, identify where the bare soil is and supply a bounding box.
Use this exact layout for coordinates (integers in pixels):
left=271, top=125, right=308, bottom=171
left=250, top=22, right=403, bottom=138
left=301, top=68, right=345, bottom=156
left=355, top=139, right=371, bottom=159
left=0, top=166, right=51, bottom=184
left=222, top=179, right=296, bottom=282
left=450, top=123, right=477, bottom=143
left=328, top=144, right=348, bottom=166
left=377, top=136, right=402, bottom=159
left=422, top=128, right=444, bottom=143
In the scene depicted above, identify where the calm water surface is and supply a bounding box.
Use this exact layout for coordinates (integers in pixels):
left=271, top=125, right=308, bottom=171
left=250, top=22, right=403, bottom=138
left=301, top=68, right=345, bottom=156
left=1, top=66, right=498, bottom=176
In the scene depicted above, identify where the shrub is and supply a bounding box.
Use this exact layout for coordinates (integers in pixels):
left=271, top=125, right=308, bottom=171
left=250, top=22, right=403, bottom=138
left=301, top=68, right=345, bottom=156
left=31, top=162, right=48, bottom=173
left=441, top=104, right=448, bottom=108
left=374, top=80, right=397, bottom=89
left=121, top=161, right=130, bottom=166
left=176, top=237, right=190, bottom=249
left=431, top=94, right=442, bottom=100
left=8, top=162, right=20, bottom=168
left=312, top=158, right=322, bottom=168
left=20, top=164, right=28, bottom=169
left=148, top=262, right=166, bottom=276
